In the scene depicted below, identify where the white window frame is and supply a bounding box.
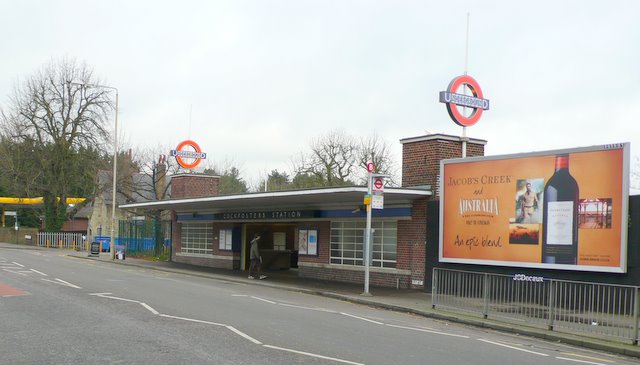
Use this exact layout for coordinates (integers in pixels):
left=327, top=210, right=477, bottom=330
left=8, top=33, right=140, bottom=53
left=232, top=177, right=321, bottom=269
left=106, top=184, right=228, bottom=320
left=181, top=222, right=213, bottom=255
left=330, top=220, right=397, bottom=268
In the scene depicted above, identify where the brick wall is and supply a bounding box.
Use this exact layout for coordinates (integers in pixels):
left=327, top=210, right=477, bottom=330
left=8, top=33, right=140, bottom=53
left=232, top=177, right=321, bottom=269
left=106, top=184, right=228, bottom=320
left=397, top=133, right=486, bottom=289
left=298, top=264, right=412, bottom=289
left=400, top=134, right=486, bottom=197
left=298, top=221, right=413, bottom=289
left=171, top=174, right=220, bottom=199
left=171, top=218, right=240, bottom=270
left=397, top=198, right=427, bottom=287
left=297, top=221, right=331, bottom=264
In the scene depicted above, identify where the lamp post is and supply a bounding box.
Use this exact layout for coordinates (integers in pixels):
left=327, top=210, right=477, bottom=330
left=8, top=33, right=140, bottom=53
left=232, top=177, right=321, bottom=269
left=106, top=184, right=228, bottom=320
left=72, top=82, right=119, bottom=260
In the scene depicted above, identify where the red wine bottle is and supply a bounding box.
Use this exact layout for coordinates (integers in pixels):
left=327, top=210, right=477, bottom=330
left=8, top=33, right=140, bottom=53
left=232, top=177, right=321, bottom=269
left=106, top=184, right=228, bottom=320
left=542, top=154, right=579, bottom=264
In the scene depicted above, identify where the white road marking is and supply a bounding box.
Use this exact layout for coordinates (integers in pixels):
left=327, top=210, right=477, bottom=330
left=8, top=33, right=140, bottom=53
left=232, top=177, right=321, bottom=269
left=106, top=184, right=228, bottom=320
left=140, top=302, right=159, bottom=315
left=556, top=357, right=609, bottom=365
left=90, top=293, right=139, bottom=303
left=55, top=278, right=82, bottom=289
left=478, top=339, right=549, bottom=356
left=41, top=278, right=82, bottom=289
left=560, top=353, right=615, bottom=363
left=250, top=296, right=276, bottom=304
left=3, top=269, right=28, bottom=276
left=385, top=323, right=470, bottom=338
left=30, top=269, right=47, bottom=276
left=159, top=314, right=226, bottom=327
left=231, top=294, right=248, bottom=297
left=89, top=292, right=112, bottom=296
left=226, top=325, right=262, bottom=345
left=340, top=312, right=384, bottom=325
left=278, top=302, right=336, bottom=313
left=12, top=262, right=24, bottom=267
left=264, top=345, right=364, bottom=365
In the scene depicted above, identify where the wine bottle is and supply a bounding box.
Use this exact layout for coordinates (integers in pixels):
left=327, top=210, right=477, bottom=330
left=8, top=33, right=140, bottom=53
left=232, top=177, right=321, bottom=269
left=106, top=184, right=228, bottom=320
left=542, top=154, right=579, bottom=264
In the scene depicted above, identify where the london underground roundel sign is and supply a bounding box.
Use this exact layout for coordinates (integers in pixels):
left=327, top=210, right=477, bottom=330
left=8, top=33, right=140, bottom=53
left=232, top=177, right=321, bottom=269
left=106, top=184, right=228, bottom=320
left=439, top=75, right=490, bottom=127
left=171, top=140, right=207, bottom=169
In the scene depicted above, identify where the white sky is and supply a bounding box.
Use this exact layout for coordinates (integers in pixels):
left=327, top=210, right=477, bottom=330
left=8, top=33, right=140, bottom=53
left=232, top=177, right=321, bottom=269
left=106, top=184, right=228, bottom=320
left=1, top=1, right=639, bottom=188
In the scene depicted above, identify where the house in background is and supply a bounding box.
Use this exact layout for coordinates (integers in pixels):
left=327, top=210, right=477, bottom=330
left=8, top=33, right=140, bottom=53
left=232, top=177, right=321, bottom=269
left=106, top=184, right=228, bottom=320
left=81, top=155, right=172, bottom=249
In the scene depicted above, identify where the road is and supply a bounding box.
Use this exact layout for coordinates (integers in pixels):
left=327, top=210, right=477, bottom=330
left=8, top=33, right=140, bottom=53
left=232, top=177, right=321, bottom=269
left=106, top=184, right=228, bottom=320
left=1, top=247, right=638, bottom=365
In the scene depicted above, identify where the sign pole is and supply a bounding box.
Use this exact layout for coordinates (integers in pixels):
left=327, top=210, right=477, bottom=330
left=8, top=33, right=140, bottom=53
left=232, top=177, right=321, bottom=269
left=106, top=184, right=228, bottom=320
left=363, top=171, right=373, bottom=296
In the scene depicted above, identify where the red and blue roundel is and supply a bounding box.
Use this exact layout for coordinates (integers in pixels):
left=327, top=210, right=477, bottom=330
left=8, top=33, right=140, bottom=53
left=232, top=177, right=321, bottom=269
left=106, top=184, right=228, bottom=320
left=439, top=75, right=490, bottom=127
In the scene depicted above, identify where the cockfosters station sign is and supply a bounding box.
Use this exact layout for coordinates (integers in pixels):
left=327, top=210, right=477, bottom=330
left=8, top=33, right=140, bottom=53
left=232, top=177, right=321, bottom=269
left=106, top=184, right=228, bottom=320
left=439, top=74, right=490, bottom=127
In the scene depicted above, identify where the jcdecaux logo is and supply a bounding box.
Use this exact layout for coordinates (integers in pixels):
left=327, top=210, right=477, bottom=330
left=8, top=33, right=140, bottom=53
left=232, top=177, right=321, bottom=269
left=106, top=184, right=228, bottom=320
left=171, top=140, right=207, bottom=169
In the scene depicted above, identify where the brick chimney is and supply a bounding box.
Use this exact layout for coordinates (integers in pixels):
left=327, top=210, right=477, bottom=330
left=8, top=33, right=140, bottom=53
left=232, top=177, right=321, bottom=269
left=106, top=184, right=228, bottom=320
left=170, top=173, right=220, bottom=199
left=400, top=133, right=486, bottom=198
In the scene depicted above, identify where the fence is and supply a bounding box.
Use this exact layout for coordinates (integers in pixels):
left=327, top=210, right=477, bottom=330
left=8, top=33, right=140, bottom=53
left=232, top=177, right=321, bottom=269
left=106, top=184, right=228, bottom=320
left=37, top=232, right=86, bottom=250
left=118, top=219, right=171, bottom=257
left=432, top=268, right=640, bottom=344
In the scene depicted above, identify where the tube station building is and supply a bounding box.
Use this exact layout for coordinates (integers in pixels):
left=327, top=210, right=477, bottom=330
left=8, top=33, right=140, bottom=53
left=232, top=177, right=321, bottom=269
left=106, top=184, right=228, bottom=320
left=121, top=134, right=486, bottom=289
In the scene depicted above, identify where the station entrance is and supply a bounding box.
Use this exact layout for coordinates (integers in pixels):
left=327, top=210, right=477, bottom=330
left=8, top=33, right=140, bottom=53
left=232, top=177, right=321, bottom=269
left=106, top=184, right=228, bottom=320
left=243, top=223, right=299, bottom=271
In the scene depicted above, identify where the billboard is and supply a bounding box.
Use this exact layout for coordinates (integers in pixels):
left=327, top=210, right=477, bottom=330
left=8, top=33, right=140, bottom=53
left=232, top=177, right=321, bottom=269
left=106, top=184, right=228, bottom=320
left=439, top=143, right=629, bottom=273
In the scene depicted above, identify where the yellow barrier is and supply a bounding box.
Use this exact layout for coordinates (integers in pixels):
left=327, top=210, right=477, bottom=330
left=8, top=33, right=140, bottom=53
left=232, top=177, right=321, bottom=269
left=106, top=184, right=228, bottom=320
left=0, top=197, right=86, bottom=205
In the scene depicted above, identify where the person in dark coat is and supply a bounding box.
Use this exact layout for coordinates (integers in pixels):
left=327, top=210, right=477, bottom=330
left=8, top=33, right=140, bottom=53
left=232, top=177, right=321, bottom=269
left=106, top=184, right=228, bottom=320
left=248, top=233, right=266, bottom=280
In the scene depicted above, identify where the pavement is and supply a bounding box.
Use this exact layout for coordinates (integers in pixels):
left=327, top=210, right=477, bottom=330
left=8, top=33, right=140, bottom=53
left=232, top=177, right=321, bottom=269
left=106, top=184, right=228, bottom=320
left=3, top=243, right=640, bottom=358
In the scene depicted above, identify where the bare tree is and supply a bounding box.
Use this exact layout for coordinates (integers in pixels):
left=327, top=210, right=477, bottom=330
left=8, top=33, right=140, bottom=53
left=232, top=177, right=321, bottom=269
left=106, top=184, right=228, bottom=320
left=0, top=58, right=112, bottom=229
left=291, top=130, right=398, bottom=187
left=293, top=129, right=357, bottom=186
left=124, top=145, right=181, bottom=203
left=355, top=133, right=399, bottom=186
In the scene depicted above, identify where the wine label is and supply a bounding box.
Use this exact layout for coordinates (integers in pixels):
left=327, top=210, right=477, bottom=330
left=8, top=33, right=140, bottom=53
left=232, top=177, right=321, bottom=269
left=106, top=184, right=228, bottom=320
left=546, top=201, right=574, bottom=245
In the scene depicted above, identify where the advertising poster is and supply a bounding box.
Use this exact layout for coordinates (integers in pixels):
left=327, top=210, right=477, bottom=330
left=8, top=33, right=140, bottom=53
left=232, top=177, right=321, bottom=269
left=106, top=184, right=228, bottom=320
left=439, top=143, right=629, bottom=273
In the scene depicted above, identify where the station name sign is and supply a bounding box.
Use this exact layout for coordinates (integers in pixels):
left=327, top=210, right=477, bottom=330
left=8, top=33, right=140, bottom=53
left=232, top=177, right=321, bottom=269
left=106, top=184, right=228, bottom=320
left=214, top=210, right=319, bottom=221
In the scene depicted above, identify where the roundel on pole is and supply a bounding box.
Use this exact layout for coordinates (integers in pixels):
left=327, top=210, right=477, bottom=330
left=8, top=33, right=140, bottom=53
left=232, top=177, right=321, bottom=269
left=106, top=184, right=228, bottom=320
left=439, top=75, right=490, bottom=127
left=170, top=140, right=207, bottom=169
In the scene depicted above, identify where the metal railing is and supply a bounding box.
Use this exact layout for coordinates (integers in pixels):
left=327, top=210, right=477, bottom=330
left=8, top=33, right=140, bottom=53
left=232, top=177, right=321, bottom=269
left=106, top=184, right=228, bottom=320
left=432, top=268, right=640, bottom=344
left=37, top=232, right=86, bottom=250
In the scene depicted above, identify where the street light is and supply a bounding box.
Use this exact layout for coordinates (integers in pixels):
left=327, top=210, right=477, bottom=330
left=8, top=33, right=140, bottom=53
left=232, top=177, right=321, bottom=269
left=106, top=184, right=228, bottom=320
left=72, top=82, right=119, bottom=260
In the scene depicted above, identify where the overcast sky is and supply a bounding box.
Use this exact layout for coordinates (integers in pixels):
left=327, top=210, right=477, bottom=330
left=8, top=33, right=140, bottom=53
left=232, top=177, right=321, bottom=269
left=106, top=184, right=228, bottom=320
left=1, top=1, right=639, bottom=187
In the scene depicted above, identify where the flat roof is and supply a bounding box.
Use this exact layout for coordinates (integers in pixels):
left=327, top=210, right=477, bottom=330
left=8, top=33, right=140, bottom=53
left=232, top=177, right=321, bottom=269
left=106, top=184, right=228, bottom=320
left=120, top=186, right=431, bottom=212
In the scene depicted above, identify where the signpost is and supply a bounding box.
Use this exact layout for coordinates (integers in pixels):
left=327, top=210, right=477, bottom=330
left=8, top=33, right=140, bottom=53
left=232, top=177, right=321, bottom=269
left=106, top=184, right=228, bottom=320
left=363, top=163, right=388, bottom=296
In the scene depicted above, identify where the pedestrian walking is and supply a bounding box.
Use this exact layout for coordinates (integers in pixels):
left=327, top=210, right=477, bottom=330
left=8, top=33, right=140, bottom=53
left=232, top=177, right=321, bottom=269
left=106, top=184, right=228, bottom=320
left=248, top=233, right=267, bottom=280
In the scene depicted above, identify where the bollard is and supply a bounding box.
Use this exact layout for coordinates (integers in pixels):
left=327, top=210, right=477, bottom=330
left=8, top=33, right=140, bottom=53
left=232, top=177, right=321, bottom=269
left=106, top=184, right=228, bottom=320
left=547, top=280, right=556, bottom=330
left=482, top=273, right=490, bottom=319
left=46, top=239, right=50, bottom=248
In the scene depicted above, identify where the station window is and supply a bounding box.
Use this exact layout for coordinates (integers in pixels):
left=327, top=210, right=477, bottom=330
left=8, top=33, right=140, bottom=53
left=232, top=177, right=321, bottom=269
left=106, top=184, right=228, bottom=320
left=181, top=222, right=213, bottom=255
left=330, top=221, right=397, bottom=268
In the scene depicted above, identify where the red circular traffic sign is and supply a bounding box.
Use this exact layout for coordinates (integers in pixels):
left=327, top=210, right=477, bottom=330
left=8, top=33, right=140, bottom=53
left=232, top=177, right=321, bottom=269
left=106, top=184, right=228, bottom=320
left=366, top=161, right=375, bottom=173
left=374, top=178, right=384, bottom=190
